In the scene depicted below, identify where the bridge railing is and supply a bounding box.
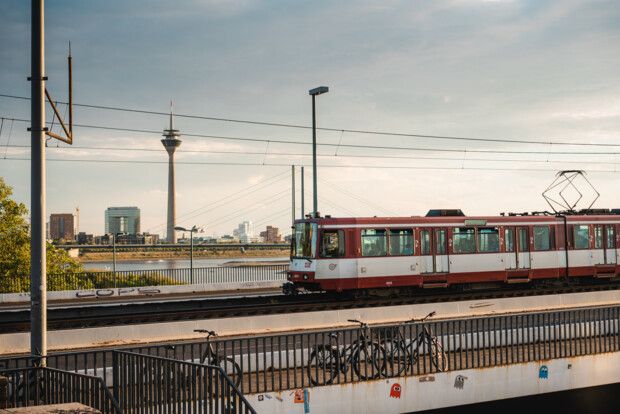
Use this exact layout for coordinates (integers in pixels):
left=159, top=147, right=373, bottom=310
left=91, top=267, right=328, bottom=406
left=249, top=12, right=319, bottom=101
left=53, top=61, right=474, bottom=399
left=0, top=264, right=288, bottom=293
left=1, top=305, right=618, bottom=394
left=113, top=351, right=256, bottom=413
left=0, top=366, right=120, bottom=413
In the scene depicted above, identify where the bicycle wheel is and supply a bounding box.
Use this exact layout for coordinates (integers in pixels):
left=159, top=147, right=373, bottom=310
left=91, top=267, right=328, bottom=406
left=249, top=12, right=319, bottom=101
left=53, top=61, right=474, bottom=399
left=217, top=357, right=242, bottom=389
left=352, top=341, right=385, bottom=380
left=307, top=346, right=339, bottom=385
left=429, top=338, right=448, bottom=372
left=381, top=339, right=410, bottom=377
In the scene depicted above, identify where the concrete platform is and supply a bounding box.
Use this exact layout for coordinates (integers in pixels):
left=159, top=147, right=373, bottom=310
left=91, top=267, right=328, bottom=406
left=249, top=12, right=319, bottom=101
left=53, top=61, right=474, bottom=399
left=0, top=403, right=99, bottom=413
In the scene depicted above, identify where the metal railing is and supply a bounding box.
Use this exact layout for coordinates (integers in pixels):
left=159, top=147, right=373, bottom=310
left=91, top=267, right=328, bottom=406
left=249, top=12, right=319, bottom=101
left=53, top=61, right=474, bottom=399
left=1, top=305, right=618, bottom=395
left=0, top=264, right=288, bottom=293
left=0, top=366, right=120, bottom=413
left=113, top=351, right=256, bottom=413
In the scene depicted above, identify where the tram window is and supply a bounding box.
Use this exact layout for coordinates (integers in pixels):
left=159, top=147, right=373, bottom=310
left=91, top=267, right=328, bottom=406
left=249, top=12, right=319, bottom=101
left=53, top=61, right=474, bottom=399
left=389, top=229, right=414, bottom=256
left=477, top=227, right=499, bottom=253
left=574, top=225, right=590, bottom=249
left=533, top=226, right=551, bottom=251
left=606, top=225, right=615, bottom=248
left=420, top=230, right=431, bottom=255
left=594, top=226, right=603, bottom=249
left=361, top=229, right=387, bottom=257
left=320, top=230, right=345, bottom=258
left=453, top=228, right=475, bottom=254
left=435, top=229, right=447, bottom=255
left=505, top=228, right=515, bottom=252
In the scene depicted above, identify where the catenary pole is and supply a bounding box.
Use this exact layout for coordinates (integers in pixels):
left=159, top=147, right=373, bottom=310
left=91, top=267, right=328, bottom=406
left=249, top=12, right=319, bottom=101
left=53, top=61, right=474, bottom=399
left=30, top=0, right=47, bottom=365
left=291, top=165, right=295, bottom=225
left=301, top=166, right=305, bottom=219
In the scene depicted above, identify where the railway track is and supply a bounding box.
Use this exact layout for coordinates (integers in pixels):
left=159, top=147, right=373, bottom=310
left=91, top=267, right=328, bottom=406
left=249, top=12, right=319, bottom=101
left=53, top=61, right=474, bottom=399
left=1, top=281, right=619, bottom=334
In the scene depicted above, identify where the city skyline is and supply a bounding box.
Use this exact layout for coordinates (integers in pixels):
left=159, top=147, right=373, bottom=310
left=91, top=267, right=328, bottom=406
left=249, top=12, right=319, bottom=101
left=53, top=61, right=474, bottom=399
left=0, top=1, right=619, bottom=236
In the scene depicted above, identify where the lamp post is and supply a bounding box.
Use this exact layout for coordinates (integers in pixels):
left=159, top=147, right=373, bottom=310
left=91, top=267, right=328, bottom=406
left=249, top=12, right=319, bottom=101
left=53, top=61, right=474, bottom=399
left=111, top=233, right=116, bottom=287
left=175, top=226, right=200, bottom=284
left=308, top=86, right=328, bottom=218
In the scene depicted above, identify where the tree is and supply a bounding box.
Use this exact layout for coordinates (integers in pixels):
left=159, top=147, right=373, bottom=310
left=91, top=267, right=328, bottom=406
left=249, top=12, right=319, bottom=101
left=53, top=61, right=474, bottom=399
left=0, top=177, right=87, bottom=293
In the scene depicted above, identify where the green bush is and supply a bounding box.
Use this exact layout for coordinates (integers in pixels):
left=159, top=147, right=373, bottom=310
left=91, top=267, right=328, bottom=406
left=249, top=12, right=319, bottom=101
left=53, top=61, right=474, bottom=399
left=0, top=178, right=86, bottom=293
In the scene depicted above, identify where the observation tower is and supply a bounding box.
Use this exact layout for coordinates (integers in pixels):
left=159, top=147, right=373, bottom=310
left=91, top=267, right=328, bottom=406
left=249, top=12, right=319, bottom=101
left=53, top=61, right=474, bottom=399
left=161, top=103, right=182, bottom=243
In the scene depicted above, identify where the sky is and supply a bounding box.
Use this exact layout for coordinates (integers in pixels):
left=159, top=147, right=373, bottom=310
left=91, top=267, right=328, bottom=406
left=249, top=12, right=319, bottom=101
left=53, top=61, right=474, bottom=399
left=0, top=0, right=619, bottom=237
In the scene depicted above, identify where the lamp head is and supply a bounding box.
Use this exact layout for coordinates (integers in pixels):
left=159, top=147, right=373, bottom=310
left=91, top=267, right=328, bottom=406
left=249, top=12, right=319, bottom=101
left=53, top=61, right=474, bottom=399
left=309, top=86, right=329, bottom=96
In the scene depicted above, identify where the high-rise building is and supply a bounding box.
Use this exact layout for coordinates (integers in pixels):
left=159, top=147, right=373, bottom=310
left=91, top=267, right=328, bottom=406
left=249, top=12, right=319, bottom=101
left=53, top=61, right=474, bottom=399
left=49, top=213, right=74, bottom=241
left=236, top=221, right=253, bottom=243
left=260, top=226, right=282, bottom=243
left=105, top=207, right=140, bottom=235
left=161, top=103, right=181, bottom=243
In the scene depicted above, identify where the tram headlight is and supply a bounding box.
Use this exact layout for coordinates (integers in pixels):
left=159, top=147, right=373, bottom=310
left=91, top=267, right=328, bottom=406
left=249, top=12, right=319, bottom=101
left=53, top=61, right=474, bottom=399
left=303, top=274, right=309, bottom=280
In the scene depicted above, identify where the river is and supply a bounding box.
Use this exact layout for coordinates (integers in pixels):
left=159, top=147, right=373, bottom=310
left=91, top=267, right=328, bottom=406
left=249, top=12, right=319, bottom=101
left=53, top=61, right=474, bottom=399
left=82, top=256, right=289, bottom=271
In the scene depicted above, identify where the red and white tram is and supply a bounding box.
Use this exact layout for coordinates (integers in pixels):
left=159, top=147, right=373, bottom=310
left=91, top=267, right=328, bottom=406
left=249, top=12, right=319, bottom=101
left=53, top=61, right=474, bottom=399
left=286, top=210, right=620, bottom=293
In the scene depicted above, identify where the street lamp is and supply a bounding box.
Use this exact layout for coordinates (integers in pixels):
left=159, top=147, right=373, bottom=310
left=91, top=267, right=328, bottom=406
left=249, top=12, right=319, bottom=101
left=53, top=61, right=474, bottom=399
left=175, top=225, right=201, bottom=284
left=309, top=86, right=329, bottom=218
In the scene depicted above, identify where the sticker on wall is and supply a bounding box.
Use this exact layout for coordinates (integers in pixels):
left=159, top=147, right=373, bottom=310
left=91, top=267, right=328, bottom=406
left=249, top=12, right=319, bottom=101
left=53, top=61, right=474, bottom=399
left=389, top=383, right=402, bottom=399
left=419, top=375, right=435, bottom=382
left=293, top=389, right=305, bottom=403
left=539, top=365, right=549, bottom=379
left=454, top=375, right=468, bottom=389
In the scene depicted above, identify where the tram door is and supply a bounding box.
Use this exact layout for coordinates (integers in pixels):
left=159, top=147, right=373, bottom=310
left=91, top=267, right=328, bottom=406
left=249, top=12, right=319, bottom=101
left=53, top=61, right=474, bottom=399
left=420, top=228, right=449, bottom=274
left=504, top=228, right=517, bottom=269
left=605, top=225, right=617, bottom=264
left=516, top=227, right=531, bottom=269
left=434, top=229, right=449, bottom=273
left=595, top=225, right=617, bottom=265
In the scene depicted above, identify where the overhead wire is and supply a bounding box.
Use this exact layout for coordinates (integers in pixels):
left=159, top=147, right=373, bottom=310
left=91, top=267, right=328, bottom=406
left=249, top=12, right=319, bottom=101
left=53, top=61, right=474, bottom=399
left=145, top=170, right=291, bottom=232
left=1, top=116, right=620, bottom=156
left=6, top=142, right=620, bottom=167
left=319, top=177, right=398, bottom=216
left=169, top=173, right=291, bottom=232
left=1, top=93, right=618, bottom=148
left=5, top=156, right=620, bottom=174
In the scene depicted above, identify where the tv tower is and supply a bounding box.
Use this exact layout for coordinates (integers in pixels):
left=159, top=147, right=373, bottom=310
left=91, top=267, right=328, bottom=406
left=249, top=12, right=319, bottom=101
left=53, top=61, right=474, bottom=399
left=162, top=102, right=181, bottom=243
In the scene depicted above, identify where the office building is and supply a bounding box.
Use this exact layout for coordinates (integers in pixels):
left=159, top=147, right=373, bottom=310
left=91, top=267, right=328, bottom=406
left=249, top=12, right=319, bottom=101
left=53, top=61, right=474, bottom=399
left=260, top=226, right=282, bottom=243
left=49, top=213, right=74, bottom=241
left=105, top=206, right=141, bottom=235
left=236, top=221, right=253, bottom=243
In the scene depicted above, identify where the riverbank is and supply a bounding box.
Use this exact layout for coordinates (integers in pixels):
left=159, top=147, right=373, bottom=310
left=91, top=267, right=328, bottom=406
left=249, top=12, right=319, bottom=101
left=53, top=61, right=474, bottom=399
left=79, top=248, right=288, bottom=263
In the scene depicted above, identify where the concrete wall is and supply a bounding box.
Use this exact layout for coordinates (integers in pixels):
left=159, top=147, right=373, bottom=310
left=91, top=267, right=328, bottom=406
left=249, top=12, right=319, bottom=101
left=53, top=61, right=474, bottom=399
left=246, top=352, right=620, bottom=413
left=2, top=289, right=619, bottom=354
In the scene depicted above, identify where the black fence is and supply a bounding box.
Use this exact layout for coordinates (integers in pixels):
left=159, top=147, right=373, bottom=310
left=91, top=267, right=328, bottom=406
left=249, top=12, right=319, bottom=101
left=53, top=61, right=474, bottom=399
left=0, top=366, right=120, bottom=413
left=1, top=264, right=288, bottom=293
left=113, top=351, right=256, bottom=414
left=2, top=305, right=618, bottom=397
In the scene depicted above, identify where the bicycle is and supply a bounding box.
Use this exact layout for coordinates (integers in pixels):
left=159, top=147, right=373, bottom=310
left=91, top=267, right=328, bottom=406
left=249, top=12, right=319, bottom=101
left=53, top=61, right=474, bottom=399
left=194, top=329, right=242, bottom=389
left=307, top=319, right=386, bottom=386
left=380, top=311, right=448, bottom=375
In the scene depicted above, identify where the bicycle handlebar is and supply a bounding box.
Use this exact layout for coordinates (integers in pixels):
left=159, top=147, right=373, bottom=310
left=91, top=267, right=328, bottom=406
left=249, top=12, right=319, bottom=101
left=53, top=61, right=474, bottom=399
left=347, top=319, right=368, bottom=328
left=409, top=311, right=436, bottom=323
left=194, top=329, right=217, bottom=337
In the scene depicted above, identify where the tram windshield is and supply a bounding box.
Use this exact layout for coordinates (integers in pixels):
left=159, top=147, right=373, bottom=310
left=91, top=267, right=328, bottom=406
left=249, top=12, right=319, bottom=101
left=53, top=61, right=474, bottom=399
left=292, top=222, right=317, bottom=259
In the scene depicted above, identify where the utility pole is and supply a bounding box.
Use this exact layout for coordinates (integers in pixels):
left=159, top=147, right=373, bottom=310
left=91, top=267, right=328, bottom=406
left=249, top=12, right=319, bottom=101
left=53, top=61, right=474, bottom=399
left=300, top=166, right=305, bottom=219
left=308, top=86, right=328, bottom=218
left=29, top=0, right=74, bottom=365
left=30, top=0, right=47, bottom=365
left=291, top=165, right=296, bottom=225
